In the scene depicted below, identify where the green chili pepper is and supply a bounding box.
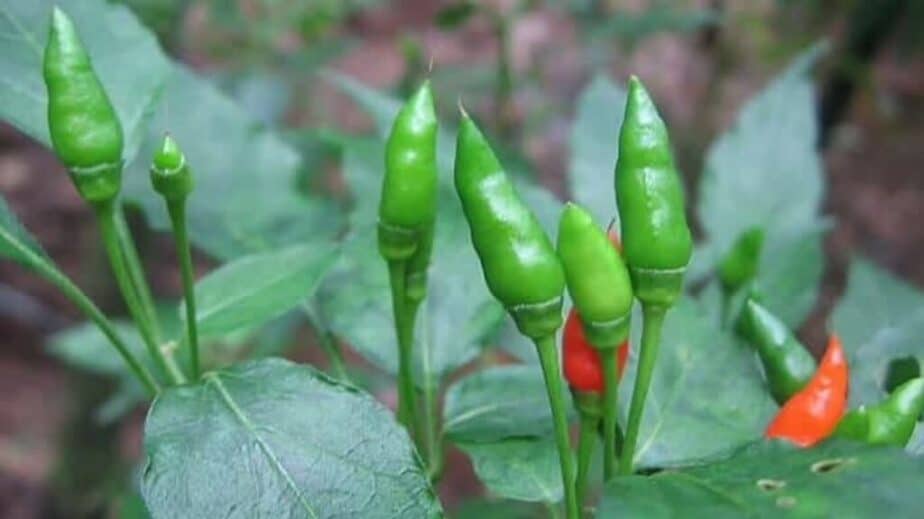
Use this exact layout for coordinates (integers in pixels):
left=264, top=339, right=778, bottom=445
left=454, top=111, right=565, bottom=339
left=718, top=226, right=764, bottom=294
left=736, top=298, right=816, bottom=404
left=43, top=7, right=123, bottom=204
left=150, top=134, right=194, bottom=201
left=614, top=76, right=692, bottom=309
left=557, top=203, right=633, bottom=348
left=378, top=80, right=438, bottom=264
left=835, top=377, right=924, bottom=447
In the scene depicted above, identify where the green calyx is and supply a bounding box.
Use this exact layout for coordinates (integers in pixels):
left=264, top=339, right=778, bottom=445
left=837, top=377, right=924, bottom=447
left=557, top=203, right=633, bottom=349
left=736, top=298, right=816, bottom=404
left=614, top=76, right=692, bottom=309
left=44, top=7, right=123, bottom=204
left=150, top=134, right=194, bottom=201
left=718, top=227, right=765, bottom=293
left=571, top=388, right=603, bottom=420
left=378, top=81, right=438, bottom=263
left=454, top=112, right=564, bottom=339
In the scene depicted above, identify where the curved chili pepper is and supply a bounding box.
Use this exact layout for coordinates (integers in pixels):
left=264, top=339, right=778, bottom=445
left=557, top=203, right=633, bottom=348
left=454, top=110, right=564, bottom=339
left=835, top=377, right=924, bottom=447
left=43, top=7, right=123, bottom=204
left=614, top=76, right=692, bottom=309
left=766, top=335, right=848, bottom=447
left=737, top=298, right=816, bottom=404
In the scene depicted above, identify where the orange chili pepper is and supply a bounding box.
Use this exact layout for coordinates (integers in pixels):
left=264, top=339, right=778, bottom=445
left=765, top=335, right=848, bottom=447
left=563, top=307, right=629, bottom=393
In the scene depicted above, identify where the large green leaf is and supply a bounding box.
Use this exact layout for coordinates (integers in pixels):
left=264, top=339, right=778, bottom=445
left=189, top=244, right=338, bottom=339
left=0, top=1, right=341, bottom=261
left=141, top=358, right=441, bottom=518
left=597, top=440, right=924, bottom=518
left=695, top=45, right=827, bottom=327
left=568, top=74, right=626, bottom=226
left=832, top=258, right=924, bottom=451
left=619, top=298, right=777, bottom=468
left=458, top=438, right=563, bottom=503
left=49, top=320, right=148, bottom=376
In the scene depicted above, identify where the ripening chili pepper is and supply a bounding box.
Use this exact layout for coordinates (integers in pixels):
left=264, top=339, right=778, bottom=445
left=835, top=377, right=924, bottom=447
left=614, top=76, right=692, bottom=309
left=563, top=308, right=629, bottom=395
left=43, top=7, right=123, bottom=204
left=557, top=203, right=634, bottom=348
left=766, top=335, right=848, bottom=447
left=454, top=111, right=565, bottom=339
left=718, top=227, right=764, bottom=295
left=378, top=81, right=438, bottom=266
left=737, top=298, right=816, bottom=405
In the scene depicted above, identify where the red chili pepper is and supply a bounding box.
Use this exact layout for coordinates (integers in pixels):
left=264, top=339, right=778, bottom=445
left=563, top=308, right=629, bottom=393
left=765, top=335, right=848, bottom=447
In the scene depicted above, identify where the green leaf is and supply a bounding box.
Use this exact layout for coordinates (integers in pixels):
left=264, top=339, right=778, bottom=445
left=453, top=499, right=541, bottom=519
left=141, top=358, right=441, bottom=518
left=457, top=438, right=563, bottom=503
left=568, top=74, right=626, bottom=226
left=189, top=244, right=338, bottom=339
left=0, top=196, right=48, bottom=268
left=48, top=320, right=148, bottom=376
left=443, top=365, right=562, bottom=443
left=597, top=440, right=924, bottom=518
left=620, top=299, right=777, bottom=468
left=831, top=256, right=924, bottom=453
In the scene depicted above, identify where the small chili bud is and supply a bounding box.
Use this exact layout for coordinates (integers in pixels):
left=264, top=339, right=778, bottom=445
left=614, top=76, right=692, bottom=309
left=43, top=7, right=123, bottom=204
left=718, top=227, right=765, bottom=294
left=150, top=134, right=194, bottom=201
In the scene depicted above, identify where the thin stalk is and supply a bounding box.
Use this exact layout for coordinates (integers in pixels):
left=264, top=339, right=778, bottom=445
left=301, top=302, right=349, bottom=382
left=0, top=226, right=159, bottom=395
left=414, top=300, right=443, bottom=481
left=619, top=304, right=666, bottom=475
left=388, top=261, right=423, bottom=447
left=602, top=348, right=619, bottom=480
left=114, top=206, right=162, bottom=342
left=575, top=414, right=600, bottom=509
left=94, top=201, right=180, bottom=385
left=533, top=335, right=579, bottom=519
left=166, top=200, right=200, bottom=379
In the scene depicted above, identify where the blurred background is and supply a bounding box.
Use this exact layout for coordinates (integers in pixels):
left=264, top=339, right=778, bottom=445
left=0, top=0, right=922, bottom=517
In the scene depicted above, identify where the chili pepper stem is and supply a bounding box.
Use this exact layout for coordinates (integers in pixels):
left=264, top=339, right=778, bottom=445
left=94, top=200, right=182, bottom=385
left=114, top=206, right=163, bottom=343
left=166, top=199, right=200, bottom=379
left=602, top=347, right=619, bottom=480
left=576, top=414, right=599, bottom=509
left=0, top=225, right=159, bottom=395
left=413, top=300, right=445, bottom=482
left=619, top=304, right=666, bottom=475
left=533, top=335, right=579, bottom=519
left=301, top=303, right=350, bottom=382
left=387, top=260, right=424, bottom=449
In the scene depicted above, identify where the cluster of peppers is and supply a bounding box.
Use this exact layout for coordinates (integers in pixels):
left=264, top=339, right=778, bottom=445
left=42, top=8, right=202, bottom=391
left=379, top=76, right=693, bottom=517
left=719, top=229, right=924, bottom=451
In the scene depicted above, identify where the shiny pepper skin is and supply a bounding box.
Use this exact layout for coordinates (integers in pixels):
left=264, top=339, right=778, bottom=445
left=835, top=377, right=924, bottom=447
left=718, top=227, right=764, bottom=294
left=454, top=111, right=564, bottom=339
left=43, top=7, right=123, bottom=204
left=563, top=308, right=629, bottom=394
left=737, top=298, right=816, bottom=405
left=378, top=81, right=438, bottom=265
left=614, top=77, right=692, bottom=309
left=766, top=335, right=848, bottom=447
left=150, top=134, right=194, bottom=201
left=557, top=203, right=633, bottom=348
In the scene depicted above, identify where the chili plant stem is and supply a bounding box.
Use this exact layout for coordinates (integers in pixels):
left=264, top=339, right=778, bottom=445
left=388, top=260, right=423, bottom=448
left=166, top=200, right=200, bottom=379
left=301, top=302, right=349, bottom=382
left=414, top=301, right=444, bottom=481
left=0, top=225, right=159, bottom=395
left=114, top=205, right=162, bottom=343
left=94, top=201, right=181, bottom=385
left=534, top=335, right=579, bottom=519
left=602, top=347, right=619, bottom=481
left=576, top=414, right=599, bottom=509
left=619, top=304, right=666, bottom=475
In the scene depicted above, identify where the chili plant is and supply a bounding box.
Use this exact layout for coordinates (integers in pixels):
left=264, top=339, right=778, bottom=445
left=0, top=2, right=923, bottom=519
